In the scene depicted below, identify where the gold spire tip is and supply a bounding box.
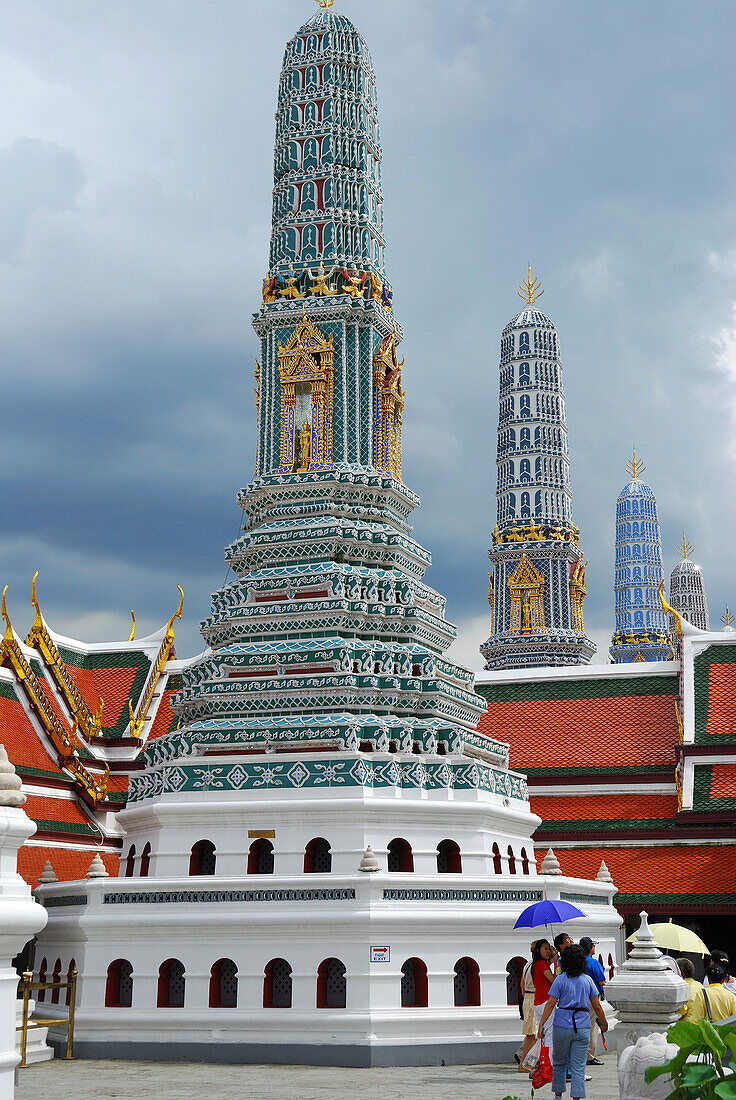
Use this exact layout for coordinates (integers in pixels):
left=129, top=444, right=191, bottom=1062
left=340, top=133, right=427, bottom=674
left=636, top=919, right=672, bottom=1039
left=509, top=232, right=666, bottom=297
left=676, top=535, right=693, bottom=560
left=722, top=606, right=735, bottom=628
left=315, top=0, right=335, bottom=8
left=128, top=611, right=136, bottom=643
left=625, top=448, right=646, bottom=480
left=518, top=265, right=544, bottom=306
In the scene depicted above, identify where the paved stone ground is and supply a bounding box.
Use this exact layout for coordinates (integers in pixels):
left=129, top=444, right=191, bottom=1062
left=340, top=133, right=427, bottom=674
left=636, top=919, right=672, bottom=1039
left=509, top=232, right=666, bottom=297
left=16, top=1055, right=620, bottom=1099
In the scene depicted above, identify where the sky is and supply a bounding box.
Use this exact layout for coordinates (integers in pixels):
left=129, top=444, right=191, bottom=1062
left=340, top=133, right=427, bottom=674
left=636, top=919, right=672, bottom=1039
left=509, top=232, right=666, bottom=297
left=1, top=0, right=734, bottom=668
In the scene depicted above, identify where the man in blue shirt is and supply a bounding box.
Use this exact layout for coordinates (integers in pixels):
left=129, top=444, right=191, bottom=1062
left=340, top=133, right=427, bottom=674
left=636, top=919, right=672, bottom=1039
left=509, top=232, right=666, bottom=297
left=580, top=937, right=606, bottom=1065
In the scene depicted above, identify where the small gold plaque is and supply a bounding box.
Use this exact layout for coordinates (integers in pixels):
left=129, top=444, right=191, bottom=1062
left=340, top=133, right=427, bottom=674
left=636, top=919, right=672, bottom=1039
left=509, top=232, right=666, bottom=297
left=248, top=830, right=275, bottom=839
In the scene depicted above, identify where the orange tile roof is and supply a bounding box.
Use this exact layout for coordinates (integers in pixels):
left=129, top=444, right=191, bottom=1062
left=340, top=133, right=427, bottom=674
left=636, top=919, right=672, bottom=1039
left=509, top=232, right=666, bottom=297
left=532, top=793, right=679, bottom=825
left=706, top=663, right=736, bottom=739
left=0, top=691, right=61, bottom=773
left=550, top=845, right=734, bottom=902
left=23, top=794, right=95, bottom=829
left=478, top=694, right=678, bottom=771
left=18, top=846, right=119, bottom=888
left=710, top=764, right=736, bottom=799
left=148, top=686, right=177, bottom=741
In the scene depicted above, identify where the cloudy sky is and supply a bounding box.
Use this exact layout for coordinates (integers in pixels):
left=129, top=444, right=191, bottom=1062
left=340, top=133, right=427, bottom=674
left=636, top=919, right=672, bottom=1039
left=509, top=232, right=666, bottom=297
left=1, top=0, right=734, bottom=667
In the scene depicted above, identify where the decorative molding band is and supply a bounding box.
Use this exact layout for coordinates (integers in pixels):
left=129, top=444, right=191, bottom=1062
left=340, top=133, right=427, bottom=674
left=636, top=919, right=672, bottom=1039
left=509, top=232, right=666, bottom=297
left=103, top=888, right=356, bottom=905
left=382, top=888, right=543, bottom=902
left=43, top=895, right=89, bottom=908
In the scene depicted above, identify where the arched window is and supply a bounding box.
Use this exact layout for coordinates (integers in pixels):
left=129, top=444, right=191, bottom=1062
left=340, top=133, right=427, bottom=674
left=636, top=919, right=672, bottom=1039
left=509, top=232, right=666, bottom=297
left=492, top=843, right=502, bottom=874
left=519, top=332, right=530, bottom=353
left=520, top=458, right=531, bottom=479
left=65, top=959, right=76, bottom=1006
left=401, top=957, right=428, bottom=1007
left=304, top=837, right=332, bottom=873
left=248, top=838, right=275, bottom=875
left=387, top=838, right=414, bottom=873
left=209, top=959, right=238, bottom=1008
left=507, top=846, right=517, bottom=874
left=316, top=958, right=347, bottom=1008
left=263, top=958, right=292, bottom=1008
left=105, top=959, right=133, bottom=1008
left=37, top=958, right=47, bottom=1003
left=506, top=956, right=525, bottom=1007
left=124, top=846, right=136, bottom=878
left=140, top=843, right=151, bottom=878
left=519, top=362, right=530, bottom=384
left=520, top=427, right=530, bottom=450
left=534, top=490, right=542, bottom=517
left=521, top=492, right=530, bottom=518
left=436, top=840, right=462, bottom=874
left=189, top=840, right=216, bottom=876
left=157, top=959, right=185, bottom=1008
left=520, top=848, right=530, bottom=875
left=520, top=394, right=531, bottom=419
left=454, top=957, right=481, bottom=1007
left=51, top=959, right=62, bottom=1005
left=608, top=953, right=615, bottom=980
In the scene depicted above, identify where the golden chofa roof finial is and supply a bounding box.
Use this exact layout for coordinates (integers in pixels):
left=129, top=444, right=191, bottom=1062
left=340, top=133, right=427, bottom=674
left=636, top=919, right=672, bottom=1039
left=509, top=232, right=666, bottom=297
left=518, top=265, right=544, bottom=307
left=676, top=535, right=694, bottom=560
left=625, top=448, right=646, bottom=480
left=722, top=606, right=735, bottom=628
left=315, top=0, right=335, bottom=8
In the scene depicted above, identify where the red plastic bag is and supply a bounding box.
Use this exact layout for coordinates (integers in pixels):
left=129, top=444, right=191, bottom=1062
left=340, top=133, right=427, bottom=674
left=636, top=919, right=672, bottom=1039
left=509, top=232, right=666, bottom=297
left=532, top=1044, right=553, bottom=1089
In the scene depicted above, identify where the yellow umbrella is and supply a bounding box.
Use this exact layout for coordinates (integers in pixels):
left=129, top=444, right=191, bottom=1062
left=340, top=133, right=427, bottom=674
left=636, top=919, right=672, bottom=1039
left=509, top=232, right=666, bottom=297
left=627, top=920, right=709, bottom=956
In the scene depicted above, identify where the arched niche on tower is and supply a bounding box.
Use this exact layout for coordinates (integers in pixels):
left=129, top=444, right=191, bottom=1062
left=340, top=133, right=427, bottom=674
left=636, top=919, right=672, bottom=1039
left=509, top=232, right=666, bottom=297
left=372, top=333, right=404, bottom=480
left=277, top=314, right=334, bottom=474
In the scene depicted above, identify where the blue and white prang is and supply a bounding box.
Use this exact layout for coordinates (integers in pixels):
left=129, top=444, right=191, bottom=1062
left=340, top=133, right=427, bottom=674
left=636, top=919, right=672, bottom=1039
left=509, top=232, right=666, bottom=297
left=609, top=453, right=674, bottom=663
left=481, top=271, right=596, bottom=670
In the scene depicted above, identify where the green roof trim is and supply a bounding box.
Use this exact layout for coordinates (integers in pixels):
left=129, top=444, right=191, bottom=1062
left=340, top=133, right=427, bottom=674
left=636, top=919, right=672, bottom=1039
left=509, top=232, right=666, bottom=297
left=35, top=819, right=98, bottom=837
left=540, top=817, right=674, bottom=832
left=693, top=764, right=736, bottom=811
left=16, top=765, right=74, bottom=784
left=620, top=892, right=736, bottom=906
left=475, top=674, right=678, bottom=705
left=693, top=644, right=736, bottom=745
left=525, top=765, right=672, bottom=778
left=166, top=674, right=184, bottom=691
left=0, top=680, right=20, bottom=703
left=55, top=646, right=152, bottom=672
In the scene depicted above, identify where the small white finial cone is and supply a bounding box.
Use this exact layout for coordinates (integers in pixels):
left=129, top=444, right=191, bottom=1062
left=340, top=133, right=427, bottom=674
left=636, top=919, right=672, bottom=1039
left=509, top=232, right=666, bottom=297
left=86, top=853, right=109, bottom=878
left=0, top=743, right=25, bottom=807
left=541, top=848, right=561, bottom=875
left=359, top=845, right=380, bottom=872
left=596, top=860, right=613, bottom=884
left=38, top=860, right=57, bottom=884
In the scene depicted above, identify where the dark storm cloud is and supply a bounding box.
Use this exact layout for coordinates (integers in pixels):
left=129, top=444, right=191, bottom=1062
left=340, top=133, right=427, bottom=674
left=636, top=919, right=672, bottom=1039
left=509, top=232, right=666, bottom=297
left=0, top=0, right=734, bottom=663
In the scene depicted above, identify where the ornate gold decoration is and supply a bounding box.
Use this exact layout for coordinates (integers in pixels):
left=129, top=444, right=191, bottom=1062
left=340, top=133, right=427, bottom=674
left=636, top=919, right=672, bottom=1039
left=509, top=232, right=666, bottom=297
left=675, top=699, right=684, bottom=744
left=487, top=572, right=494, bottom=631
left=25, top=573, right=104, bottom=741
left=254, top=361, right=261, bottom=413
left=569, top=559, right=588, bottom=632
left=633, top=649, right=646, bottom=663
left=518, top=265, right=544, bottom=307
left=277, top=313, right=334, bottom=473
left=676, top=535, right=693, bottom=560
left=128, top=586, right=183, bottom=740
left=722, top=606, right=735, bottom=628
left=315, top=0, right=334, bottom=7
left=508, top=553, right=546, bottom=636
left=626, top=449, right=646, bottom=480
left=1, top=586, right=106, bottom=803
left=306, top=262, right=336, bottom=297
left=128, top=611, right=136, bottom=642
left=372, top=332, right=405, bottom=479
left=278, top=270, right=304, bottom=300
left=658, top=578, right=681, bottom=641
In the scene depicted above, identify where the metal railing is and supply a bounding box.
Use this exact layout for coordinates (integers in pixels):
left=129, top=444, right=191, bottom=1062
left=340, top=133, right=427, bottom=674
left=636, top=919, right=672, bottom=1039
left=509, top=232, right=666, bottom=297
left=17, top=969, right=76, bottom=1067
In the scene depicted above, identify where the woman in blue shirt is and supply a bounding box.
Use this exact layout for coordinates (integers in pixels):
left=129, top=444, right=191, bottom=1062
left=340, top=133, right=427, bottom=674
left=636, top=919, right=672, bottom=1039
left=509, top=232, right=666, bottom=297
left=537, top=944, right=608, bottom=1100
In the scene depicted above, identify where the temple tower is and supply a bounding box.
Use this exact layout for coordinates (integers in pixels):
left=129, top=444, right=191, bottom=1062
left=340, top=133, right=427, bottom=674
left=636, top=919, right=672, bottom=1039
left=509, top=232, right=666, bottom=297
left=610, top=452, right=674, bottom=662
left=481, top=269, right=596, bottom=670
left=668, top=536, right=710, bottom=631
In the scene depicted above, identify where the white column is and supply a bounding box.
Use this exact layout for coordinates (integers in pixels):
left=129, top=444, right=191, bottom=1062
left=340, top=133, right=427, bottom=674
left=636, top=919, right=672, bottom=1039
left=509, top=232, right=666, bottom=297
left=0, top=746, right=48, bottom=1098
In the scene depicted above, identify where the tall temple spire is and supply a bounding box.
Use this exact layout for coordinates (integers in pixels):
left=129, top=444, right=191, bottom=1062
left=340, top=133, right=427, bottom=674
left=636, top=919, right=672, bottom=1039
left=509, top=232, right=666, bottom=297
left=481, top=278, right=596, bottom=669
left=669, top=535, right=710, bottom=631
left=610, top=454, right=674, bottom=662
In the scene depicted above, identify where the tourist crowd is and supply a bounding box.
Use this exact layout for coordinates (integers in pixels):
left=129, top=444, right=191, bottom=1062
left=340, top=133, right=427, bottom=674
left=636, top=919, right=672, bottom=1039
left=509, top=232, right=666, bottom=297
left=515, top=935, right=736, bottom=1100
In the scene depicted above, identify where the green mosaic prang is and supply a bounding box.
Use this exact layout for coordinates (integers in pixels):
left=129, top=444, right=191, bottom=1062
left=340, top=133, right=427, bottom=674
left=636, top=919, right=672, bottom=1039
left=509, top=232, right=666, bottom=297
left=692, top=764, right=736, bottom=811
left=129, top=755, right=528, bottom=803
left=475, top=674, right=679, bottom=705
left=693, top=644, right=736, bottom=744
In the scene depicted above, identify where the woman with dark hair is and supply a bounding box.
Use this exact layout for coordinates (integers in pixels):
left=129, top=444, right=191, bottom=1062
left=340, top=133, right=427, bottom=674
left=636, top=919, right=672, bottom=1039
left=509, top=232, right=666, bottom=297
left=532, top=938, right=558, bottom=1062
left=537, top=943, right=608, bottom=1100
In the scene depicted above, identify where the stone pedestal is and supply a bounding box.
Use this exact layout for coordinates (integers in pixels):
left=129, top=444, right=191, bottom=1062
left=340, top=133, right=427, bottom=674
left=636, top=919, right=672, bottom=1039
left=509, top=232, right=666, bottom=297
left=606, top=911, right=689, bottom=1100
left=0, top=746, right=49, bottom=1098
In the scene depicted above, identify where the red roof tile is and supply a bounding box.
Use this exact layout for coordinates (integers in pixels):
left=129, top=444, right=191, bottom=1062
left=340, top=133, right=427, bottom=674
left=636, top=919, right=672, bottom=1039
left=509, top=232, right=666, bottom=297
left=18, top=846, right=119, bottom=888
left=532, top=793, right=679, bottom=824
left=478, top=695, right=678, bottom=770
left=709, top=764, right=736, bottom=800
left=23, top=794, right=94, bottom=829
left=148, top=687, right=177, bottom=741
left=551, top=845, right=733, bottom=900
left=0, top=691, right=61, bottom=773
left=706, top=664, right=736, bottom=739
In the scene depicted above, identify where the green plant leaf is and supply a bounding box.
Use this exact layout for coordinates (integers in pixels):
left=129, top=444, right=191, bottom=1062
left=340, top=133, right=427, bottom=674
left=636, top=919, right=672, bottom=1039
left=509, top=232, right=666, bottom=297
left=668, top=1020, right=706, bottom=1049
left=715, top=1082, right=736, bottom=1100
left=701, top=1020, right=728, bottom=1057
left=646, top=1047, right=693, bottom=1083
left=681, top=1063, right=719, bottom=1086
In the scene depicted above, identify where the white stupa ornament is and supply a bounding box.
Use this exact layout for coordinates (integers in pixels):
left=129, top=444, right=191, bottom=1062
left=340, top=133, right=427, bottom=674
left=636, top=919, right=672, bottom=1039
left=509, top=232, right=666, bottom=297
left=596, top=860, right=613, bottom=883
left=359, top=845, right=380, bottom=872
left=0, top=744, right=25, bottom=807
left=86, top=853, right=109, bottom=878
left=541, top=848, right=562, bottom=875
left=38, top=861, right=58, bottom=884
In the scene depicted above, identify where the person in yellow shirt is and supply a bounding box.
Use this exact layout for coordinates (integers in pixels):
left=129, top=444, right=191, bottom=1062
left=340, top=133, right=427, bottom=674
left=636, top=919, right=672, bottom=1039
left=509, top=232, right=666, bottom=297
left=676, top=958, right=705, bottom=1021
left=700, top=963, right=736, bottom=1023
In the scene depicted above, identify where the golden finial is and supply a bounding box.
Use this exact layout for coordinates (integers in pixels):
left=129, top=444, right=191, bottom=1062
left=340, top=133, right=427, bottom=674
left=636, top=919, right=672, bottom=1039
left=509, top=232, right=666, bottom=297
left=128, top=611, right=136, bottom=642
left=518, top=265, right=544, bottom=307
left=676, top=535, right=693, bottom=560
left=164, top=585, right=184, bottom=645
left=625, top=449, right=646, bottom=480
left=29, top=571, right=43, bottom=636
left=1, top=585, right=12, bottom=645
left=315, top=0, right=335, bottom=8
left=722, top=606, right=735, bottom=628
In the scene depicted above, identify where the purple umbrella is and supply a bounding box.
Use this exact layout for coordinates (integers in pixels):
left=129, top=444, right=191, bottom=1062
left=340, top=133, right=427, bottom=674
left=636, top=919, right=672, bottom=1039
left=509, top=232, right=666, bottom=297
left=514, top=898, right=586, bottom=929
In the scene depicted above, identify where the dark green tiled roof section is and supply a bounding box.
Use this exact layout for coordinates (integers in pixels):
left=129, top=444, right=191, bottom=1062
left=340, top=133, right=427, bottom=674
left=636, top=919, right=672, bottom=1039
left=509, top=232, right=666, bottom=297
left=16, top=765, right=74, bottom=785
left=0, top=680, right=19, bottom=703
left=35, top=818, right=99, bottom=837
left=693, top=764, right=736, bottom=811
left=619, top=892, right=736, bottom=909
left=55, top=646, right=150, bottom=671
left=475, top=673, right=678, bottom=705
left=694, top=644, right=736, bottom=745
left=540, top=816, right=674, bottom=833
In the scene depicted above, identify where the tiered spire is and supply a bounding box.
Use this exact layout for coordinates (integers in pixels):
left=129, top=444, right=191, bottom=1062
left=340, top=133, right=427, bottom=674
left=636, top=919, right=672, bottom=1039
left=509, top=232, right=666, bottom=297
left=668, top=535, right=710, bottom=631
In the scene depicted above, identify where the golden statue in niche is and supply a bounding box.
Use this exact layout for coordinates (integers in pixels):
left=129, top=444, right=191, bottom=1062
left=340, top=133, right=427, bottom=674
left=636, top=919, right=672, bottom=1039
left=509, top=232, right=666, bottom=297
left=298, top=419, right=312, bottom=471
left=508, top=553, right=546, bottom=636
